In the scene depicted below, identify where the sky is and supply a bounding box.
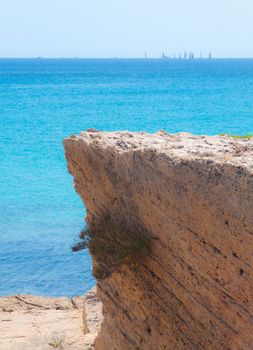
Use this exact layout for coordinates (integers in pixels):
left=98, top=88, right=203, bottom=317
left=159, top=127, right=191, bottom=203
left=0, top=0, right=253, bottom=58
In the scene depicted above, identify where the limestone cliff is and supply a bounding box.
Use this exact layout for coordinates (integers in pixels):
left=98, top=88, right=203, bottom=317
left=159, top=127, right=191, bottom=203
left=64, top=131, right=253, bottom=350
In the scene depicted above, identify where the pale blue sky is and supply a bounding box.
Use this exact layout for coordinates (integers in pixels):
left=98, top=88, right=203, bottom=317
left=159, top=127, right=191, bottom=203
left=0, top=0, right=252, bottom=58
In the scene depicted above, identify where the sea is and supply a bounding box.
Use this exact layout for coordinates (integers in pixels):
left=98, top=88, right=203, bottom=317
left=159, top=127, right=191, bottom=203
left=1, top=58, right=253, bottom=297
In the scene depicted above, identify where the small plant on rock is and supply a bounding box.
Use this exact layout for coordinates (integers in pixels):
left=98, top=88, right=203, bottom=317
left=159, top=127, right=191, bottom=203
left=72, top=215, right=151, bottom=279
left=49, top=338, right=64, bottom=349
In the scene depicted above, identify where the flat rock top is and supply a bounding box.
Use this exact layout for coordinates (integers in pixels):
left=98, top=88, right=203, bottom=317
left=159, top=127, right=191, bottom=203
left=0, top=294, right=83, bottom=312
left=66, top=131, right=253, bottom=170
left=0, top=288, right=101, bottom=350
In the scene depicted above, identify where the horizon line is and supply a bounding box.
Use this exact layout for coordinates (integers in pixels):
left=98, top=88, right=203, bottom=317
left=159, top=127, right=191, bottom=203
left=1, top=56, right=253, bottom=60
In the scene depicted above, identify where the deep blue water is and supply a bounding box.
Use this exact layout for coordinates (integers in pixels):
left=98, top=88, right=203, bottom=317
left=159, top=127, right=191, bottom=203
left=1, top=58, right=253, bottom=297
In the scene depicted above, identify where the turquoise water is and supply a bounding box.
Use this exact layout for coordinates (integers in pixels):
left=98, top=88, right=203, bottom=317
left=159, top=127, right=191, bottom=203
left=1, top=58, right=253, bottom=297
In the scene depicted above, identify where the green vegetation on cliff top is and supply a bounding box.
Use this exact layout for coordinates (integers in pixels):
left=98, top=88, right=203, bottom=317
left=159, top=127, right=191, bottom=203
left=219, top=133, right=253, bottom=139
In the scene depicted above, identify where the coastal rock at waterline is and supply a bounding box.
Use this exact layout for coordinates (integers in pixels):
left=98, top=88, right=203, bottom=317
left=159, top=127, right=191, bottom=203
left=64, top=131, right=253, bottom=349
left=0, top=287, right=102, bottom=349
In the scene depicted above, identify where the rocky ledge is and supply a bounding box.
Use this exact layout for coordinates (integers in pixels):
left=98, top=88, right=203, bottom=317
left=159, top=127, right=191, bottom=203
left=0, top=287, right=102, bottom=350
left=64, top=131, right=253, bottom=349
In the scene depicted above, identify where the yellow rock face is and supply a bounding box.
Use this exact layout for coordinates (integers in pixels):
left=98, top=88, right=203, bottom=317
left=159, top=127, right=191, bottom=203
left=64, top=131, right=253, bottom=350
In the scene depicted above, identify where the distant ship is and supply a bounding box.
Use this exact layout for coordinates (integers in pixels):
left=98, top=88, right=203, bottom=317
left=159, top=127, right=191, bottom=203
left=189, top=52, right=194, bottom=59
left=161, top=51, right=212, bottom=60
left=162, top=53, right=170, bottom=59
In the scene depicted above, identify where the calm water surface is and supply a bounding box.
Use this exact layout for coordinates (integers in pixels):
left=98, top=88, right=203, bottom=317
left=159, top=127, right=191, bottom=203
left=1, top=59, right=253, bottom=296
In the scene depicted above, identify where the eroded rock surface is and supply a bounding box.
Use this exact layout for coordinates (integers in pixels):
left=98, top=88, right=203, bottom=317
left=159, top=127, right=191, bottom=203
left=64, top=131, right=253, bottom=350
left=0, top=287, right=102, bottom=350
